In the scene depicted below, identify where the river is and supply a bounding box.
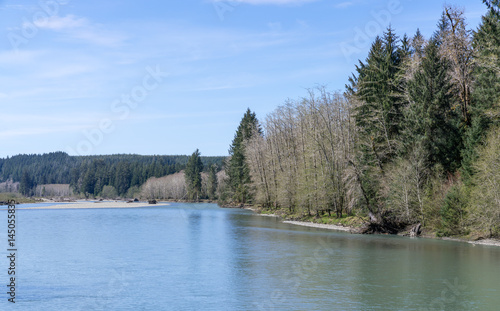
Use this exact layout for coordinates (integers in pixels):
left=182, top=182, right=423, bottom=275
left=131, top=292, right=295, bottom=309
left=1, top=202, right=499, bottom=310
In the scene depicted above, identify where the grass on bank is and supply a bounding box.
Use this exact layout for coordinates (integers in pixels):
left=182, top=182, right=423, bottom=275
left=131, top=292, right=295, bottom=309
left=0, top=193, right=38, bottom=204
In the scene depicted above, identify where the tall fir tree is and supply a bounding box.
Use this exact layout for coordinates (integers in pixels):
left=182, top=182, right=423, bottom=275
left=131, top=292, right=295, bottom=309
left=227, top=108, right=261, bottom=204
left=19, top=170, right=34, bottom=196
left=207, top=164, right=218, bottom=200
left=185, top=149, right=204, bottom=201
left=405, top=39, right=462, bottom=172
left=461, top=6, right=500, bottom=180
left=114, top=162, right=132, bottom=196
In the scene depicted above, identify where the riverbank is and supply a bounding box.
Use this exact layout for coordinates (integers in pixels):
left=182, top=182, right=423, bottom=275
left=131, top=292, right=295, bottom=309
left=246, top=206, right=500, bottom=247
left=283, top=220, right=352, bottom=232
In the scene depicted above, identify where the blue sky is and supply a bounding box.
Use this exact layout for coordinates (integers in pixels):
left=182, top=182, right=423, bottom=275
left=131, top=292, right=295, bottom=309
left=0, top=0, right=488, bottom=157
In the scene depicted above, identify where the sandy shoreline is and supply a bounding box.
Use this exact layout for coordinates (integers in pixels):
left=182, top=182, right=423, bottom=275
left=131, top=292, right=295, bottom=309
left=283, top=220, right=500, bottom=247
left=283, top=220, right=352, bottom=232
left=16, top=201, right=168, bottom=210
left=468, top=239, right=500, bottom=247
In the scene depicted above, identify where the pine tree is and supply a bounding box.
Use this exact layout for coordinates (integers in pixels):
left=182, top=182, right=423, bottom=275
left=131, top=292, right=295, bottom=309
left=351, top=28, right=406, bottom=169
left=19, top=170, right=34, bottom=196
left=81, top=166, right=96, bottom=197
left=114, top=162, right=131, bottom=196
left=185, top=149, right=203, bottom=201
left=461, top=7, right=500, bottom=180
left=405, top=39, right=462, bottom=172
left=227, top=108, right=261, bottom=204
left=207, top=164, right=218, bottom=200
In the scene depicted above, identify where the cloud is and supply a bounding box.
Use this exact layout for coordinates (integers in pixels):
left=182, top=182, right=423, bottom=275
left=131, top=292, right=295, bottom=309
left=37, top=65, right=94, bottom=79
left=33, top=14, right=87, bottom=30
left=212, top=0, right=317, bottom=5
left=333, top=0, right=363, bottom=8
left=32, top=14, right=127, bottom=47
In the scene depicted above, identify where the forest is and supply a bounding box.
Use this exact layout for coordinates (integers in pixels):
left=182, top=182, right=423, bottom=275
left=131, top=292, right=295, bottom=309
left=221, top=2, right=500, bottom=238
left=0, top=152, right=224, bottom=199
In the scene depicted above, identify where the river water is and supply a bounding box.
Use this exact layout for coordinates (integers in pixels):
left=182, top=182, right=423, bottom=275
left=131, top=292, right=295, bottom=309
left=1, top=202, right=499, bottom=310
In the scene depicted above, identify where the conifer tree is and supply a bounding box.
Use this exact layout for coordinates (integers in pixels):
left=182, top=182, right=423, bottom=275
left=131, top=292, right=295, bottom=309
left=207, top=164, right=218, bottom=200
left=406, top=39, right=462, bottom=172
left=19, top=170, right=34, bottom=196
left=185, top=149, right=203, bottom=201
left=462, top=6, right=500, bottom=180
left=227, top=108, right=261, bottom=204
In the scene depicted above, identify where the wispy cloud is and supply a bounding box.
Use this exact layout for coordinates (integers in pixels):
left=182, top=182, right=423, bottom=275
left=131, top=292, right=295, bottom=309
left=33, top=14, right=87, bottom=30
left=32, top=14, right=128, bottom=47
left=334, top=1, right=354, bottom=8
left=212, top=0, right=317, bottom=5
left=333, top=0, right=364, bottom=9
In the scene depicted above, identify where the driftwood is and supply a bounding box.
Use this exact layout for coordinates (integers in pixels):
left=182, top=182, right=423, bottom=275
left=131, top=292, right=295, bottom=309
left=409, top=223, right=422, bottom=237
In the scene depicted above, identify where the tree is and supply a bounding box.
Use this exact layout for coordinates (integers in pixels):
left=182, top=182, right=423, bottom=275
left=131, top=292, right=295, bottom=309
left=439, top=6, right=475, bottom=128
left=185, top=149, right=203, bottom=201
left=114, top=162, right=132, bottom=196
left=468, top=126, right=500, bottom=237
left=462, top=6, right=500, bottom=180
left=405, top=39, right=462, bottom=172
left=19, top=170, right=34, bottom=196
left=207, top=164, right=218, bottom=200
left=483, top=0, right=500, bottom=16
left=227, top=108, right=261, bottom=204
left=101, top=185, right=118, bottom=199
left=81, top=166, right=96, bottom=197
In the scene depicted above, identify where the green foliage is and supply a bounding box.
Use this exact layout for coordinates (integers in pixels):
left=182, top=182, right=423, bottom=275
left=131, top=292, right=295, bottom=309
left=19, top=170, right=35, bottom=196
left=100, top=185, right=118, bottom=199
left=437, top=183, right=467, bottom=237
left=185, top=149, right=204, bottom=201
left=207, top=164, right=218, bottom=200
left=126, top=186, right=141, bottom=199
left=462, top=9, right=500, bottom=181
left=405, top=39, right=463, bottom=172
left=468, top=127, right=500, bottom=237
left=227, top=108, right=261, bottom=204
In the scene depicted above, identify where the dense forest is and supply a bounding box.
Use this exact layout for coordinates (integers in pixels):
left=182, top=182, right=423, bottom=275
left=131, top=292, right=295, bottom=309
left=221, top=2, right=500, bottom=238
left=0, top=152, right=224, bottom=198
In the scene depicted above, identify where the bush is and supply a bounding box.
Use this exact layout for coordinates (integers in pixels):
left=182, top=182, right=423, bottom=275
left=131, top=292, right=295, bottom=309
left=100, top=186, right=118, bottom=199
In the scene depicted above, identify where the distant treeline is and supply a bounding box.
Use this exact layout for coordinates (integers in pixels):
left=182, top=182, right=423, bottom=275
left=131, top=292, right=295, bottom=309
left=0, top=152, right=225, bottom=197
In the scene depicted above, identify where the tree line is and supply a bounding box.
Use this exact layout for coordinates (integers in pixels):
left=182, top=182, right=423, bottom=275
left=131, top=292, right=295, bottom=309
left=223, top=3, right=500, bottom=238
left=0, top=152, right=224, bottom=198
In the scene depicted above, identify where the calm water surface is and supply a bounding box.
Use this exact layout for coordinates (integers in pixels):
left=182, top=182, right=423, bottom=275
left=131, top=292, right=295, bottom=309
left=1, top=202, right=499, bottom=310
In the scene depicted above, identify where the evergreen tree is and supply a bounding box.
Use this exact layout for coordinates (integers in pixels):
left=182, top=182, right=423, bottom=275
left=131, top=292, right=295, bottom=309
left=350, top=28, right=406, bottom=169
left=81, top=165, right=96, bottom=197
left=227, top=108, right=261, bottom=204
left=114, top=162, right=132, bottom=196
left=405, top=39, right=462, bottom=172
left=19, top=170, right=34, bottom=196
left=483, top=0, right=500, bottom=16
left=207, top=164, right=218, bottom=200
left=461, top=7, right=500, bottom=180
left=185, top=149, right=203, bottom=201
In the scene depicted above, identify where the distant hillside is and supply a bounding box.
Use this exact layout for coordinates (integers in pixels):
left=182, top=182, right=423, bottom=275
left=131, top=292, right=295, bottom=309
left=0, top=152, right=226, bottom=197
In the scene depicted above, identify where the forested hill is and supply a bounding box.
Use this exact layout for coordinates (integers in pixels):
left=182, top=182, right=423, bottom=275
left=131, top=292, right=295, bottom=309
left=0, top=152, right=225, bottom=197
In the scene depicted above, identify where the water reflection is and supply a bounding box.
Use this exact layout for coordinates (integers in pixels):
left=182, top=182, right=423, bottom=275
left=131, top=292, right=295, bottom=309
left=4, top=203, right=500, bottom=310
